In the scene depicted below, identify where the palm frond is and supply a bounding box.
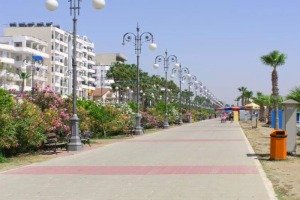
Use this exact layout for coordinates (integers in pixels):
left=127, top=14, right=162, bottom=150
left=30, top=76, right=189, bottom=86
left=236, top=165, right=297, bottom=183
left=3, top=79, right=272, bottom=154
left=286, top=86, right=300, bottom=102
left=261, top=50, right=287, bottom=68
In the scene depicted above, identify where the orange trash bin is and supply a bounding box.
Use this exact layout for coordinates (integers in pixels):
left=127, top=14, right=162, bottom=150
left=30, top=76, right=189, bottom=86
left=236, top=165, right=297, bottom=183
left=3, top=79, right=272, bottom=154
left=270, top=130, right=287, bottom=160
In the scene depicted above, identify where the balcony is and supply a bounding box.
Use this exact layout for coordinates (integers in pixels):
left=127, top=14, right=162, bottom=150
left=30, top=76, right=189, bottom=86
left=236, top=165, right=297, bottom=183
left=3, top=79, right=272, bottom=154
left=14, top=47, right=49, bottom=59
left=88, top=68, right=95, bottom=73
left=88, top=77, right=96, bottom=82
left=0, top=57, right=14, bottom=65
left=54, top=71, right=64, bottom=77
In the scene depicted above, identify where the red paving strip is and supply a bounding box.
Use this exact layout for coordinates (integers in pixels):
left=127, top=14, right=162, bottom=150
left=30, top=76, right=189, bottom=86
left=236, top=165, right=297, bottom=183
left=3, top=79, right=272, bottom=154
left=127, top=139, right=244, bottom=143
left=4, top=166, right=258, bottom=175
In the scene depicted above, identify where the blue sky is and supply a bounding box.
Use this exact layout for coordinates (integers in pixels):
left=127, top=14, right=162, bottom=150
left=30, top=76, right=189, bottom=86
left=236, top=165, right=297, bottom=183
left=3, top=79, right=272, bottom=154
left=1, top=0, right=300, bottom=104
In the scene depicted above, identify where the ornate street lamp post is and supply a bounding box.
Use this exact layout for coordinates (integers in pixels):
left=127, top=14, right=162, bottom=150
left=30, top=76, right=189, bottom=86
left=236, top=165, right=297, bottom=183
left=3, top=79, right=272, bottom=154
left=183, top=74, right=197, bottom=123
left=153, top=50, right=179, bottom=129
left=122, top=24, right=157, bottom=135
left=171, top=64, right=189, bottom=124
left=46, top=0, right=105, bottom=151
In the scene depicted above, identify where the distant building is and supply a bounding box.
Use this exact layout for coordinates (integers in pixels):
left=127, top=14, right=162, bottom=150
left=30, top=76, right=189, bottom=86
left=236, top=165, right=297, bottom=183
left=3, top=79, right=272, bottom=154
left=93, top=53, right=127, bottom=89
left=4, top=22, right=96, bottom=98
left=92, top=87, right=116, bottom=103
left=0, top=35, right=49, bottom=91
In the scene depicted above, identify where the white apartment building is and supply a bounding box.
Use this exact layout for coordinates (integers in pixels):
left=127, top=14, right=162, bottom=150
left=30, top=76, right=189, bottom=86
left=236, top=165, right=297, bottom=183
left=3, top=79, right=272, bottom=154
left=0, top=35, right=49, bottom=91
left=93, top=53, right=127, bottom=88
left=4, top=22, right=96, bottom=98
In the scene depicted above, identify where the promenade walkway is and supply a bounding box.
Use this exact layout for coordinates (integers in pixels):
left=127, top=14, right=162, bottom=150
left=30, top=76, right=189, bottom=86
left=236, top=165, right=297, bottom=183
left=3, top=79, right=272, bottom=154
left=0, top=119, right=276, bottom=200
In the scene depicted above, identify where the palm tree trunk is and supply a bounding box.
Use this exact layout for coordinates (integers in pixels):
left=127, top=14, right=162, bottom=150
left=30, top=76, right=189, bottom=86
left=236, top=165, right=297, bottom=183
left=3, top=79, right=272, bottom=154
left=259, top=104, right=265, bottom=122
left=21, top=79, right=25, bottom=93
left=272, top=67, right=279, bottom=129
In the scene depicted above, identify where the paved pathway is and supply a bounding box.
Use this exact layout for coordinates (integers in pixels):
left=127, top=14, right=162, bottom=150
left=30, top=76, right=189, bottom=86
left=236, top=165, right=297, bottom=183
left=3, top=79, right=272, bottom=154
left=0, top=119, right=276, bottom=200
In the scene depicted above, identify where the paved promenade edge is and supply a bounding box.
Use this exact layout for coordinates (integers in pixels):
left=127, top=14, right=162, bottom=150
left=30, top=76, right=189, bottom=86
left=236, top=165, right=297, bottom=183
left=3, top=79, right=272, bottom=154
left=238, top=125, right=277, bottom=200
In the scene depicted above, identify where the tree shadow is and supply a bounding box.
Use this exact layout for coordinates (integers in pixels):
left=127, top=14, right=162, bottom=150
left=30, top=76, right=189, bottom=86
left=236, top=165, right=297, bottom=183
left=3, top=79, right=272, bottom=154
left=247, top=153, right=300, bottom=160
left=247, top=153, right=270, bottom=161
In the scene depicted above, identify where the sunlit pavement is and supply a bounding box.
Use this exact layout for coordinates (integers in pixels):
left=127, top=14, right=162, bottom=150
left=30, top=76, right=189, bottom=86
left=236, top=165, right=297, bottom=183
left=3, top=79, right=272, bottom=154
left=0, top=119, right=276, bottom=200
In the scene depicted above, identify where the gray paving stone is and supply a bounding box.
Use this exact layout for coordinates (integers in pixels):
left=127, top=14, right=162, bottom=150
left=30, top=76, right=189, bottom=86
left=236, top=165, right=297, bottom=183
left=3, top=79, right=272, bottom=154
left=0, top=119, right=276, bottom=200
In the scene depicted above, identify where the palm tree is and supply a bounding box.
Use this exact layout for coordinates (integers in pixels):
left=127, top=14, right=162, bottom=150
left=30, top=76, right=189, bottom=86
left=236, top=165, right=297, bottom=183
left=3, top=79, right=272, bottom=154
left=18, top=72, right=31, bottom=93
left=253, top=92, right=268, bottom=122
left=238, top=86, right=247, bottom=106
left=244, top=90, right=253, bottom=104
left=261, top=50, right=287, bottom=129
left=235, top=97, right=241, bottom=106
left=286, top=86, right=300, bottom=102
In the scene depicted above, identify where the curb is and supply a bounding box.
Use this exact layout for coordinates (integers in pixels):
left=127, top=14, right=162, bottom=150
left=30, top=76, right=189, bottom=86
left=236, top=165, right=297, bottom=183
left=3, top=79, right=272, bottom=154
left=238, top=123, right=277, bottom=200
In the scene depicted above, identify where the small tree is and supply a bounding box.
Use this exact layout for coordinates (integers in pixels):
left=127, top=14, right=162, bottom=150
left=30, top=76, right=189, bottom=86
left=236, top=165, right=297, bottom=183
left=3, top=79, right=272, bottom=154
left=18, top=72, right=31, bottom=93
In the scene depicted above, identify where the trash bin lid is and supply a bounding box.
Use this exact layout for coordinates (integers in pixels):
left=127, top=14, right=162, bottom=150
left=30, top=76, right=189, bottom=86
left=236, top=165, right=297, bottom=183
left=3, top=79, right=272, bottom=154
left=270, top=130, right=287, bottom=138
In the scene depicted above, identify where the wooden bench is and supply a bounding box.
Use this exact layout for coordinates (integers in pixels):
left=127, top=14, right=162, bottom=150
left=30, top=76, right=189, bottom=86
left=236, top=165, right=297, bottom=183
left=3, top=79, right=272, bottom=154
left=44, top=132, right=68, bottom=153
left=80, top=131, right=93, bottom=146
left=125, top=128, right=144, bottom=137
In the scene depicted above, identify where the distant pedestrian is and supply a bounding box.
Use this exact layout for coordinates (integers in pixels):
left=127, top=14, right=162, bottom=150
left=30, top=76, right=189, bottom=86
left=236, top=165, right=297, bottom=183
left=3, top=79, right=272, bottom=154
left=229, top=112, right=233, bottom=122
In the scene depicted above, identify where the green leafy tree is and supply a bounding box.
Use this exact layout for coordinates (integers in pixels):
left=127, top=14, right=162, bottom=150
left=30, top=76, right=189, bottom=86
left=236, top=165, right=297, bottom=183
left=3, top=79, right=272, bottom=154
left=181, top=89, right=193, bottom=110
left=193, top=96, right=206, bottom=108
left=261, top=50, right=287, bottom=129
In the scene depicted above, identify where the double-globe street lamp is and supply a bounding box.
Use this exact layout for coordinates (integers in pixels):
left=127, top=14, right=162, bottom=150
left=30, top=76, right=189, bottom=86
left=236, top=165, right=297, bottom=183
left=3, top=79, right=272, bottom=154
left=183, top=74, right=197, bottom=123
left=46, top=0, right=105, bottom=151
left=193, top=80, right=202, bottom=108
left=171, top=64, right=189, bottom=125
left=153, top=50, right=179, bottom=129
left=122, top=24, right=157, bottom=135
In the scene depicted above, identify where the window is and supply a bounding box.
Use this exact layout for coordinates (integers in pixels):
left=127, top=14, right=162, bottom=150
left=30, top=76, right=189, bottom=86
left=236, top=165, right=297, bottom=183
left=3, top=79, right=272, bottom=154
left=14, top=42, right=22, bottom=47
left=15, top=55, right=21, bottom=61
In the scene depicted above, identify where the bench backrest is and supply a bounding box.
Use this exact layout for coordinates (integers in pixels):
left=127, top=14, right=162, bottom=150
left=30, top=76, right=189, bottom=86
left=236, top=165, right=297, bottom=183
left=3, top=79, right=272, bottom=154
left=46, top=132, right=58, bottom=143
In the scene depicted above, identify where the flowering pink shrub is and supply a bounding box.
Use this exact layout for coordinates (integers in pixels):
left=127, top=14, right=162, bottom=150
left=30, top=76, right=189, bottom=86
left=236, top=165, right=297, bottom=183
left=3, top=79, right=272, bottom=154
left=43, top=106, right=70, bottom=137
left=30, top=86, right=64, bottom=111
left=27, top=86, right=71, bottom=137
left=141, top=111, right=160, bottom=129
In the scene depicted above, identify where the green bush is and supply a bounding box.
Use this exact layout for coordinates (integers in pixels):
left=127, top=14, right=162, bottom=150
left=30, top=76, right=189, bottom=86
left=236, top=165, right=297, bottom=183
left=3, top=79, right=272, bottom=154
left=127, top=101, right=137, bottom=113
left=14, top=100, right=46, bottom=152
left=0, top=113, right=17, bottom=153
left=0, top=152, right=7, bottom=163
left=0, top=90, right=17, bottom=156
left=78, top=100, right=135, bottom=137
left=0, top=88, right=14, bottom=112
